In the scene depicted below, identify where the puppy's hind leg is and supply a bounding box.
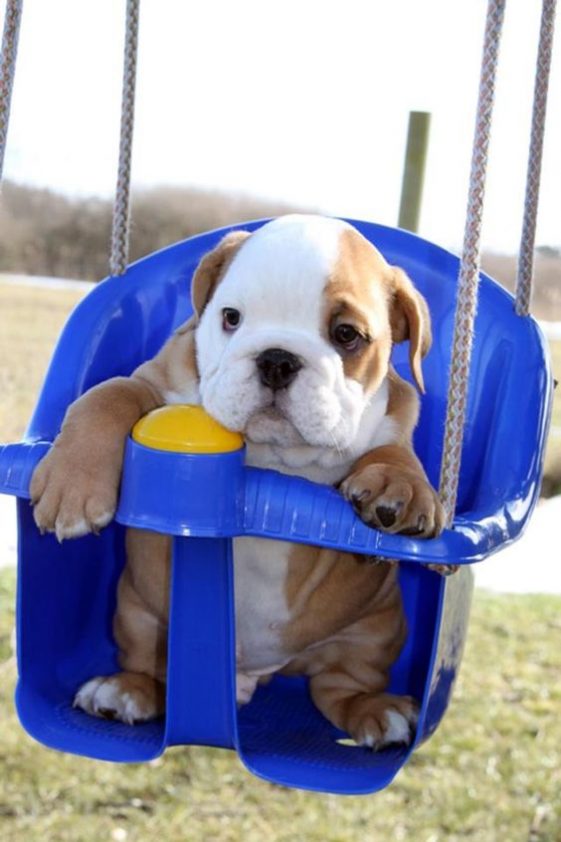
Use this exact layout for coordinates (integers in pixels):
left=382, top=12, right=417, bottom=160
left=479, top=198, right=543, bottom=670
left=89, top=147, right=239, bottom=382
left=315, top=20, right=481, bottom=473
left=74, top=530, right=170, bottom=724
left=307, top=600, right=418, bottom=750
left=309, top=662, right=419, bottom=750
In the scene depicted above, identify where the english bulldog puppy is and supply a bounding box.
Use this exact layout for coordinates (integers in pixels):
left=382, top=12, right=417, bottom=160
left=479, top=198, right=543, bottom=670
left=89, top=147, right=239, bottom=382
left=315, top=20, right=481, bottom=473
left=31, top=215, right=445, bottom=749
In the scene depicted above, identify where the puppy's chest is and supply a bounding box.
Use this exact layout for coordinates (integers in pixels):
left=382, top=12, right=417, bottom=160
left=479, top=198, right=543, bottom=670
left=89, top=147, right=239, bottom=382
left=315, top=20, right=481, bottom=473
left=233, top=445, right=353, bottom=673
left=233, top=536, right=293, bottom=673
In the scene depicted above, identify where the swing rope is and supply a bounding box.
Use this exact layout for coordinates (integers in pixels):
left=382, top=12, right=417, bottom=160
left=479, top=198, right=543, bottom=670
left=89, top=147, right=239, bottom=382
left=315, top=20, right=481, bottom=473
left=109, top=0, right=140, bottom=278
left=438, top=0, right=507, bottom=526
left=439, top=0, right=557, bottom=527
left=0, top=0, right=23, bottom=182
left=515, top=0, right=557, bottom=317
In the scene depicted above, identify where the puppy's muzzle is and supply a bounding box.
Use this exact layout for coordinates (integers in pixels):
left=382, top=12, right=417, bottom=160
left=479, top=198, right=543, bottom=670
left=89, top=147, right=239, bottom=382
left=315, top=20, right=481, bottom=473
left=256, top=348, right=302, bottom=391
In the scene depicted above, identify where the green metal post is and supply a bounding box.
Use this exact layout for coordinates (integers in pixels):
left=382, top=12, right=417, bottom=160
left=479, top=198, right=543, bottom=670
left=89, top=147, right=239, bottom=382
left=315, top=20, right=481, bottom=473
left=398, top=111, right=431, bottom=233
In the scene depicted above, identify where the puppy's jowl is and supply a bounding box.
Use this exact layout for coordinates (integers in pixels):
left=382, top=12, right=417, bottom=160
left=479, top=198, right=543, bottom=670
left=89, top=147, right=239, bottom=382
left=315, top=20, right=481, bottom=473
left=32, top=215, right=444, bottom=749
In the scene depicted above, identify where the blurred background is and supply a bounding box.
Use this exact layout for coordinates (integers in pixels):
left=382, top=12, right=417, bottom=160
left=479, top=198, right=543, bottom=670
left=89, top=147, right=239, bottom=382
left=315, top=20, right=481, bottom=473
left=0, top=1, right=560, bottom=840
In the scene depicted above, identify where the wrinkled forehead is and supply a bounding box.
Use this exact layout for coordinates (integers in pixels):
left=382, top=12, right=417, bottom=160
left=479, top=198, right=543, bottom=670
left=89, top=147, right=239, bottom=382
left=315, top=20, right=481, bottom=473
left=211, top=217, right=342, bottom=321
left=212, top=215, right=390, bottom=328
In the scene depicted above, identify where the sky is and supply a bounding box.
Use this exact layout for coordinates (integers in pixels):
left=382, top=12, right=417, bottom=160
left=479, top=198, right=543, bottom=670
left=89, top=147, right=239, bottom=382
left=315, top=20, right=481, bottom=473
left=2, top=0, right=560, bottom=253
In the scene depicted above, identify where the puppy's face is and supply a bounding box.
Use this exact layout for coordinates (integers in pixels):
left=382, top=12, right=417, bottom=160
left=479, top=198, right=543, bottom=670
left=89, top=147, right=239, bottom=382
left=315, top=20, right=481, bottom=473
left=194, top=216, right=430, bottom=451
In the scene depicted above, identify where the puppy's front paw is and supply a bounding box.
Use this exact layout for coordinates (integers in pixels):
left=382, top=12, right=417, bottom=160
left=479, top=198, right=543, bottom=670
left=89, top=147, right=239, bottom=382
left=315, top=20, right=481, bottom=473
left=74, top=672, right=165, bottom=724
left=344, top=693, right=419, bottom=749
left=341, top=463, right=445, bottom=538
left=30, top=446, right=118, bottom=541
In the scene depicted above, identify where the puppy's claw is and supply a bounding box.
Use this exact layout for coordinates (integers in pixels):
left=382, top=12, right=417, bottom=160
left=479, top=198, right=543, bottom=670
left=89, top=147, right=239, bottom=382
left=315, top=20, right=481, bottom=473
left=351, top=489, right=371, bottom=508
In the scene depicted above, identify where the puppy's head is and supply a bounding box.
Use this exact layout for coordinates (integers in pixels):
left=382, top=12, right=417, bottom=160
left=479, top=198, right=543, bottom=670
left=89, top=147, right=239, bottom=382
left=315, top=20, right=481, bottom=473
left=193, top=215, right=430, bottom=450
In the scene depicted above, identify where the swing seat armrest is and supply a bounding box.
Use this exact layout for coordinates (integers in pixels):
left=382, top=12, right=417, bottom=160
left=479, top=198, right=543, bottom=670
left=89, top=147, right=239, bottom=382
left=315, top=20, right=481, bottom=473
left=0, top=438, right=536, bottom=566
left=0, top=442, right=51, bottom=500
left=115, top=438, right=529, bottom=566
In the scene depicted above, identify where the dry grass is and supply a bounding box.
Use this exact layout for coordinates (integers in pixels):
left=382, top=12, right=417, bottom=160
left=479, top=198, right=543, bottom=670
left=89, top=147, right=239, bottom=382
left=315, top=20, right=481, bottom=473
left=0, top=281, right=86, bottom=442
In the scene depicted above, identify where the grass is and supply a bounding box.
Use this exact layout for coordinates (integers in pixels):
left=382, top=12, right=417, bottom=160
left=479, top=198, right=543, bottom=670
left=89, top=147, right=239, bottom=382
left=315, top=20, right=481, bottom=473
left=0, top=281, right=86, bottom=442
left=1, top=279, right=561, bottom=839
left=1, top=567, right=560, bottom=841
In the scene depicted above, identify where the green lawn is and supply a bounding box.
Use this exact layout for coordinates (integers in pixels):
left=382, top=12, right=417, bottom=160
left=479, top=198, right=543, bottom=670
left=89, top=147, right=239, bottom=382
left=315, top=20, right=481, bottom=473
left=1, top=568, right=560, bottom=842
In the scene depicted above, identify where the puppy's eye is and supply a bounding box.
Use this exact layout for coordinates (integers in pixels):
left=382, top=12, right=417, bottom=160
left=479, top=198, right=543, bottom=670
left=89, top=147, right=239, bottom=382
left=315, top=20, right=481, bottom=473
left=332, top=323, right=361, bottom=352
left=222, top=308, right=242, bottom=331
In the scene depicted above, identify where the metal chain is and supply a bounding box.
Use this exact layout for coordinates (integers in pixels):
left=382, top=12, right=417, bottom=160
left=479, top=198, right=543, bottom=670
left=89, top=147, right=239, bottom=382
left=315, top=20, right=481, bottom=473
left=515, top=0, right=557, bottom=316
left=438, top=0, right=506, bottom=526
left=0, top=0, right=23, bottom=182
left=110, top=0, right=140, bottom=277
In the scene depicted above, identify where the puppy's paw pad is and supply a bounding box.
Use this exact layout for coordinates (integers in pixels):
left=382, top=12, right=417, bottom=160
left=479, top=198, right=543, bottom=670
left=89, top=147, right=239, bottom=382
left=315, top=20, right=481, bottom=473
left=74, top=674, right=162, bottom=724
left=341, top=464, right=444, bottom=538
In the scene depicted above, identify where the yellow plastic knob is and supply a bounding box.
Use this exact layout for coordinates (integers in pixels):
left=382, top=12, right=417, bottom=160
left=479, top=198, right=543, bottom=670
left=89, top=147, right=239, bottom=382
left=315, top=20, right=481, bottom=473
left=132, top=405, right=244, bottom=454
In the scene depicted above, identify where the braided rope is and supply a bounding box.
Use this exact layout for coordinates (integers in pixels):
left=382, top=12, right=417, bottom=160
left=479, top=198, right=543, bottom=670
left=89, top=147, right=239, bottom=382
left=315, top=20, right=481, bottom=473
left=0, top=0, right=23, bottom=182
left=515, top=0, right=557, bottom=316
left=438, top=0, right=506, bottom=525
left=110, top=0, right=140, bottom=277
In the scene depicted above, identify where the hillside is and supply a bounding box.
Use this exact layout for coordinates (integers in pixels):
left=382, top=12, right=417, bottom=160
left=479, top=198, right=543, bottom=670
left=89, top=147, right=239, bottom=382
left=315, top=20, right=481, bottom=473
left=1, top=182, right=559, bottom=319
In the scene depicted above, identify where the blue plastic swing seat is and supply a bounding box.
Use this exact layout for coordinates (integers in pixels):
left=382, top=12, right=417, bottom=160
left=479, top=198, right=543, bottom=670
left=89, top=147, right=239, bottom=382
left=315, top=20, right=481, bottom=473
left=0, top=219, right=552, bottom=795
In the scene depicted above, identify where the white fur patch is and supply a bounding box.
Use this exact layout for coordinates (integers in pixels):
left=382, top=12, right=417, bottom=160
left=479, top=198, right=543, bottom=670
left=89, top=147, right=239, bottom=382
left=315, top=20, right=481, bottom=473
left=54, top=508, right=114, bottom=542
left=381, top=709, right=414, bottom=746
left=236, top=672, right=260, bottom=706
left=55, top=517, right=90, bottom=542
left=245, top=377, right=396, bottom=485
left=233, top=536, right=293, bottom=674
left=73, top=676, right=156, bottom=724
left=163, top=385, right=201, bottom=406
left=195, top=215, right=394, bottom=468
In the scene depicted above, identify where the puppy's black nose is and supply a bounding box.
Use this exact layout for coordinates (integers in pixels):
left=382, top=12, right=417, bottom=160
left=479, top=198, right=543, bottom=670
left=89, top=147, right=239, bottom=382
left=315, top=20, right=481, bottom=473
left=256, top=348, right=302, bottom=391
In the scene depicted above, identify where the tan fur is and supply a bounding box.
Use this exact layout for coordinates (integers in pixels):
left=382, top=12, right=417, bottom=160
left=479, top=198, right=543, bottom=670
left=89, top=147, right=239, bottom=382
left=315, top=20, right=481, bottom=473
left=323, top=228, right=392, bottom=391
left=389, top=267, right=432, bottom=393
left=32, top=220, right=445, bottom=746
left=30, top=376, right=163, bottom=540
left=191, top=230, right=251, bottom=319
left=280, top=550, right=414, bottom=745
left=30, top=328, right=201, bottom=539
left=323, top=229, right=431, bottom=395
left=386, top=367, right=420, bottom=445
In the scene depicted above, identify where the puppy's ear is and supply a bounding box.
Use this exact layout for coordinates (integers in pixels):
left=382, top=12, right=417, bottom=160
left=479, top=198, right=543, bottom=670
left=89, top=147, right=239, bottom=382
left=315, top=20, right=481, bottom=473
left=389, top=267, right=432, bottom=393
left=191, top=230, right=251, bottom=320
